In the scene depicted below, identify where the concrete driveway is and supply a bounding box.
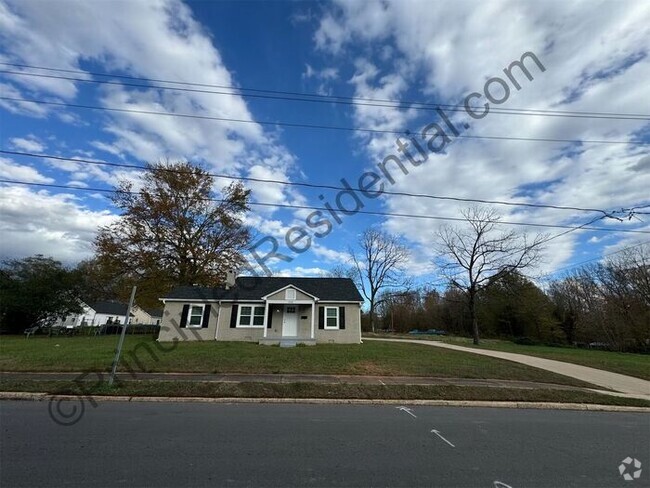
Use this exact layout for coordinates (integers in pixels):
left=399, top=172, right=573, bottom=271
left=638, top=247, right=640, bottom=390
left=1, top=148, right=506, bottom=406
left=364, top=338, right=650, bottom=400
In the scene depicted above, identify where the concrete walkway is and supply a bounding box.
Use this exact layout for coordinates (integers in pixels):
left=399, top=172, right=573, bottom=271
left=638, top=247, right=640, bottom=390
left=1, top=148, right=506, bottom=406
left=364, top=338, right=650, bottom=400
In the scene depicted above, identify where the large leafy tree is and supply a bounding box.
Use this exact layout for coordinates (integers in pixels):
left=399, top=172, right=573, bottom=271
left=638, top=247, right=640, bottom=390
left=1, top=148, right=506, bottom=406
left=0, top=255, right=82, bottom=333
left=478, top=271, right=559, bottom=341
left=94, top=161, right=251, bottom=305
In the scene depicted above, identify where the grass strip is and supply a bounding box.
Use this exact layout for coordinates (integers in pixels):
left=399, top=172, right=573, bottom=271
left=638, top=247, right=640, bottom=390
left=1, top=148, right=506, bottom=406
left=1, top=379, right=648, bottom=407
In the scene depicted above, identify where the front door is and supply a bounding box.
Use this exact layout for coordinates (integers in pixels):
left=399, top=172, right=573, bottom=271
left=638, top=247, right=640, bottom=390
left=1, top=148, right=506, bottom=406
left=282, top=305, right=298, bottom=337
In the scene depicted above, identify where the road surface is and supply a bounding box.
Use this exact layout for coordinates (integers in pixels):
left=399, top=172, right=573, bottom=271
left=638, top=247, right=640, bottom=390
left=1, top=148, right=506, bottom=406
left=1, top=400, right=647, bottom=487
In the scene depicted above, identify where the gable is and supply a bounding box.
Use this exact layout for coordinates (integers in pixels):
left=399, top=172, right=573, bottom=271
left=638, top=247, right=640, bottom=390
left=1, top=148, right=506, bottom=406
left=263, top=285, right=317, bottom=301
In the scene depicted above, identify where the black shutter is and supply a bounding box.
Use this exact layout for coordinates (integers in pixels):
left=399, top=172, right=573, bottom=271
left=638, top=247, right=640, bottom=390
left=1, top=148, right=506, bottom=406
left=339, top=306, right=346, bottom=329
left=318, top=306, right=324, bottom=329
left=267, top=306, right=273, bottom=328
left=202, top=304, right=211, bottom=328
left=180, top=304, right=189, bottom=328
left=229, top=304, right=239, bottom=328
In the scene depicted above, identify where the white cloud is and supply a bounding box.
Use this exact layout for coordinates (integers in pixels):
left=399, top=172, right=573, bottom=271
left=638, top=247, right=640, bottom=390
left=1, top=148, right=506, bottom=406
left=0, top=157, right=53, bottom=183
left=9, top=135, right=46, bottom=152
left=0, top=185, right=116, bottom=262
left=0, top=0, right=312, bottom=264
left=313, top=0, right=650, bottom=275
left=274, top=266, right=329, bottom=277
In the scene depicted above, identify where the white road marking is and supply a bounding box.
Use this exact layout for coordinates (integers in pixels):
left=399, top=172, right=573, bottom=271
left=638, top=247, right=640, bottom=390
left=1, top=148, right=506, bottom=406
left=396, top=406, right=417, bottom=418
left=493, top=482, right=514, bottom=488
left=430, top=429, right=455, bottom=448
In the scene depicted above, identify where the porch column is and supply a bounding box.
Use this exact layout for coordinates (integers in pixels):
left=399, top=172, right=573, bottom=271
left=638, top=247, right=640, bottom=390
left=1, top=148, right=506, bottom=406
left=310, top=301, right=315, bottom=340
left=263, top=301, right=269, bottom=338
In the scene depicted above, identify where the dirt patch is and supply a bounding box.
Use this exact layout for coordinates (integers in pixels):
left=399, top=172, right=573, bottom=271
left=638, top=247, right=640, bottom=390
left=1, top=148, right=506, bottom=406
left=350, top=361, right=389, bottom=375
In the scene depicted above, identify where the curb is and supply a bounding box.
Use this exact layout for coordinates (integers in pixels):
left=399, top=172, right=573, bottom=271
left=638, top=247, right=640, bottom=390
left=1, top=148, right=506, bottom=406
left=1, top=391, right=648, bottom=412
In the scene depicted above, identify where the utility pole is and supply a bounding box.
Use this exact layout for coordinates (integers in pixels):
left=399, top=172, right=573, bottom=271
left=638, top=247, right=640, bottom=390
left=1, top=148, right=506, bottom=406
left=108, top=286, right=136, bottom=386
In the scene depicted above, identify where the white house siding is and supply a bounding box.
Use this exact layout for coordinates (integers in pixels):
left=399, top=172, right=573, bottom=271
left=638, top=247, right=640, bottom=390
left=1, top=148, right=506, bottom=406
left=53, top=305, right=127, bottom=327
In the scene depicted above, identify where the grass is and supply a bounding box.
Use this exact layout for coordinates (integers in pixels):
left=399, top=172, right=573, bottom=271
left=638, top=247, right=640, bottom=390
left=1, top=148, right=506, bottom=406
left=365, top=334, right=650, bottom=380
left=1, top=379, right=648, bottom=407
left=0, top=335, right=593, bottom=387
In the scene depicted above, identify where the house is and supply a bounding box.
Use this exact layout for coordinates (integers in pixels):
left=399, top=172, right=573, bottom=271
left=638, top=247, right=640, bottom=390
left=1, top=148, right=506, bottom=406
left=148, top=308, right=164, bottom=325
left=53, top=301, right=131, bottom=328
left=158, top=276, right=364, bottom=345
left=132, top=307, right=163, bottom=325
left=53, top=302, right=162, bottom=328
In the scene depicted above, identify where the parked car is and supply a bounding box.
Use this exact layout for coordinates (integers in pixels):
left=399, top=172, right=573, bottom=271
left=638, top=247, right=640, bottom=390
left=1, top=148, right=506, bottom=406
left=408, top=329, right=447, bottom=336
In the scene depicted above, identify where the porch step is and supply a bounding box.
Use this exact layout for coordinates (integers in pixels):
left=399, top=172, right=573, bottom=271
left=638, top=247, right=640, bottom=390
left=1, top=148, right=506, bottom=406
left=259, top=337, right=317, bottom=346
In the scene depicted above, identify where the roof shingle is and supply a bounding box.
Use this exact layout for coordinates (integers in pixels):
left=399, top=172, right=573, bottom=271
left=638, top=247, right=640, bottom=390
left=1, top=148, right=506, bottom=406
left=163, top=277, right=363, bottom=302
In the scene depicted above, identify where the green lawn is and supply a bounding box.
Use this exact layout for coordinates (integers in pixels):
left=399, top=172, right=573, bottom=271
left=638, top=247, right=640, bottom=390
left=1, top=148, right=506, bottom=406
left=365, top=334, right=650, bottom=380
left=0, top=335, right=592, bottom=387
left=2, top=379, right=648, bottom=407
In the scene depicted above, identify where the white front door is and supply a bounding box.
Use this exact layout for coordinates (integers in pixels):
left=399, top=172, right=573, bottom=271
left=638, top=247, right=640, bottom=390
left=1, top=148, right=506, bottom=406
left=282, top=305, right=298, bottom=337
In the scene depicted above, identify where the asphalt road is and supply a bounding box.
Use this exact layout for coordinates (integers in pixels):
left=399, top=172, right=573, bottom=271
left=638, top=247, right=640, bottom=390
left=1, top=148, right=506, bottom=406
left=0, top=401, right=648, bottom=487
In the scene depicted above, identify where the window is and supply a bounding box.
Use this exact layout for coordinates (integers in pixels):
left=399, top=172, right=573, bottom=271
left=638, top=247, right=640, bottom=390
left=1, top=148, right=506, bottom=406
left=285, top=288, right=296, bottom=300
left=238, top=305, right=265, bottom=327
left=325, top=307, right=339, bottom=329
left=188, top=305, right=204, bottom=327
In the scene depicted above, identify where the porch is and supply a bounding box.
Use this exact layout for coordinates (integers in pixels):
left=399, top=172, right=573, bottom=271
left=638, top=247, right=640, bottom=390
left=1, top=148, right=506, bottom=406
left=260, top=299, right=316, bottom=346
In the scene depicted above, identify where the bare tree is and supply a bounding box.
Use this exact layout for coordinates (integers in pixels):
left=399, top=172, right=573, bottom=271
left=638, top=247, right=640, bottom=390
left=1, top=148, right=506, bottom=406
left=350, top=228, right=410, bottom=332
left=435, top=207, right=545, bottom=344
left=325, top=264, right=357, bottom=279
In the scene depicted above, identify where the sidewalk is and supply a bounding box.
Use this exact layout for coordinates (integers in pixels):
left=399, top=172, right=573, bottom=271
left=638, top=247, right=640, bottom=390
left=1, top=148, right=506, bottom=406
left=0, top=371, right=588, bottom=392
left=364, top=338, right=650, bottom=400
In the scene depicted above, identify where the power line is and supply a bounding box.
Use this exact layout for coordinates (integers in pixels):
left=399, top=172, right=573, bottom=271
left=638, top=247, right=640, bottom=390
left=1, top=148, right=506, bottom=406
left=1, top=149, right=624, bottom=216
left=2, top=96, right=647, bottom=146
left=537, top=214, right=612, bottom=246
left=3, top=68, right=649, bottom=121
left=2, top=61, right=649, bottom=118
left=1, top=178, right=649, bottom=235
left=537, top=239, right=650, bottom=280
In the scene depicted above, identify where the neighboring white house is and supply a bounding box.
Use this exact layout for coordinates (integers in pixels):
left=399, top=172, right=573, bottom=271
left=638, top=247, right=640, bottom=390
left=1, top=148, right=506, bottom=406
left=54, top=301, right=164, bottom=328
left=54, top=301, right=131, bottom=328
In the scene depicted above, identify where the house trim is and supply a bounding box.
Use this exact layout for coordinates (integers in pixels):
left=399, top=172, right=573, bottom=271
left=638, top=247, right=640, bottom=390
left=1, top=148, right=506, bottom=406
left=235, top=303, right=267, bottom=328
left=317, top=300, right=365, bottom=304
left=186, top=304, right=206, bottom=328
left=324, top=306, right=340, bottom=330
left=261, top=284, right=320, bottom=301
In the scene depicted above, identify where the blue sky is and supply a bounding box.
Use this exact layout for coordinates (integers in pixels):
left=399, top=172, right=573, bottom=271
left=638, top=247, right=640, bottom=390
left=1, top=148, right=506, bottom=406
left=1, top=0, right=649, bottom=285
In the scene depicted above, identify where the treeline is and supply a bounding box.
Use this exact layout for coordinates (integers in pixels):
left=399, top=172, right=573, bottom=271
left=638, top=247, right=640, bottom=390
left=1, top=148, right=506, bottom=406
left=372, top=246, right=650, bottom=352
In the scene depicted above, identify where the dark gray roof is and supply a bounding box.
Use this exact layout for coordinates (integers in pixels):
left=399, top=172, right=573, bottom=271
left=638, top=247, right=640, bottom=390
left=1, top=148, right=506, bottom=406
left=90, top=301, right=130, bottom=316
left=145, top=308, right=164, bottom=318
left=163, top=277, right=363, bottom=302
